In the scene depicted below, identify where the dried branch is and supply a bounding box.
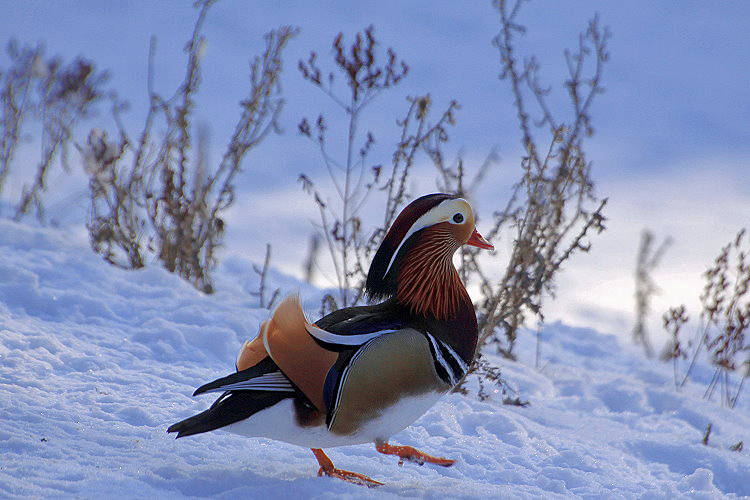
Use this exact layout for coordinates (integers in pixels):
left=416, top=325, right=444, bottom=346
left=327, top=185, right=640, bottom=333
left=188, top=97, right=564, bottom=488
left=250, top=243, right=280, bottom=309
left=666, top=228, right=750, bottom=407
left=0, top=40, right=107, bottom=221
left=471, top=0, right=610, bottom=359
left=84, top=1, right=296, bottom=293
left=299, top=27, right=461, bottom=308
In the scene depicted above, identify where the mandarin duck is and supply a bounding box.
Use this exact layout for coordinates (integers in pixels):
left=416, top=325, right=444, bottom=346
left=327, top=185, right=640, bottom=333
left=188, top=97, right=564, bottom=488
left=168, top=193, right=493, bottom=486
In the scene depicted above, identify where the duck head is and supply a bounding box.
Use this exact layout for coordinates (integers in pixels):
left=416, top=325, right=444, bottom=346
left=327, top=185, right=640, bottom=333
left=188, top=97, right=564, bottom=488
left=365, top=193, right=493, bottom=318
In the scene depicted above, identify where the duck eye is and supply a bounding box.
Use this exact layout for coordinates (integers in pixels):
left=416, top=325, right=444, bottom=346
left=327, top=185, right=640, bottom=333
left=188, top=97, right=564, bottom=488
left=452, top=213, right=464, bottom=224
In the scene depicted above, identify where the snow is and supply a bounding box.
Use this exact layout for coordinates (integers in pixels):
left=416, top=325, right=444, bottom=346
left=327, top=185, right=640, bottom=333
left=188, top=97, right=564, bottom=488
left=1, top=219, right=749, bottom=499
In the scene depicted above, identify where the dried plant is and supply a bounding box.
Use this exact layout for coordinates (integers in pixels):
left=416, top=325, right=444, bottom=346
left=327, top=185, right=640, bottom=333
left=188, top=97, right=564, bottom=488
left=467, top=0, right=609, bottom=360
left=302, top=233, right=321, bottom=283
left=700, top=229, right=750, bottom=407
left=250, top=243, right=280, bottom=309
left=633, top=229, right=672, bottom=358
left=662, top=304, right=689, bottom=389
left=666, top=228, right=750, bottom=407
left=0, top=39, right=107, bottom=221
left=296, top=4, right=608, bottom=400
left=297, top=4, right=609, bottom=402
left=298, top=27, right=458, bottom=308
left=452, top=351, right=528, bottom=405
left=84, top=0, right=296, bottom=293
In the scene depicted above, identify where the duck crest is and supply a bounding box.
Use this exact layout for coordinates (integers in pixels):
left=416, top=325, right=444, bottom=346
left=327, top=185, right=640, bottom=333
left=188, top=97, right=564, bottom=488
left=365, top=193, right=457, bottom=301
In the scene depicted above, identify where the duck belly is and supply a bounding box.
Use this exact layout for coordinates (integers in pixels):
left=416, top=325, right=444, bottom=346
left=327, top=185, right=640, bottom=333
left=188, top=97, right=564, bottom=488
left=224, top=398, right=346, bottom=448
left=224, top=389, right=444, bottom=448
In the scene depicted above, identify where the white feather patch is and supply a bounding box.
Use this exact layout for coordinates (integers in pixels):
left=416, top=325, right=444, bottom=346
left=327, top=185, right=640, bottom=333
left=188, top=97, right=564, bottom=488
left=305, top=324, right=394, bottom=346
left=200, top=371, right=295, bottom=394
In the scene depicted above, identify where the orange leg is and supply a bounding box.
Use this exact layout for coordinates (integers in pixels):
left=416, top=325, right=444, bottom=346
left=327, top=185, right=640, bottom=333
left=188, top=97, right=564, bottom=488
left=375, top=441, right=455, bottom=467
left=310, top=448, right=383, bottom=488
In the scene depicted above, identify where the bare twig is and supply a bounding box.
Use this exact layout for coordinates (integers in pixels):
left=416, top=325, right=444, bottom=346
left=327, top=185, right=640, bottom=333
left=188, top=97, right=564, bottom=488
left=299, top=28, right=462, bottom=308
left=702, top=423, right=712, bottom=446
left=250, top=243, right=280, bottom=309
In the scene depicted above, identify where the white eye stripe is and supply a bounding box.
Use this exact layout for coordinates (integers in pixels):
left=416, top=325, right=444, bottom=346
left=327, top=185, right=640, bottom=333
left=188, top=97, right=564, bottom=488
left=383, top=198, right=470, bottom=279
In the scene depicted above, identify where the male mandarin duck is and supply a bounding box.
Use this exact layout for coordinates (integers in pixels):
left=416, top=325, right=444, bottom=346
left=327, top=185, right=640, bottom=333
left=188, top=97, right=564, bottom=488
left=168, top=193, right=493, bottom=486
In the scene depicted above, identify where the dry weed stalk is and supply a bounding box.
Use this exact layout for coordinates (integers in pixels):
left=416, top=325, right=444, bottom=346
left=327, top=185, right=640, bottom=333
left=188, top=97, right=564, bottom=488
left=633, top=229, right=672, bottom=358
left=663, top=305, right=689, bottom=389
left=0, top=40, right=106, bottom=221
left=702, top=423, right=712, bottom=446
left=468, top=0, right=609, bottom=360
left=452, top=351, right=529, bottom=406
left=84, top=0, right=296, bottom=293
left=700, top=229, right=750, bottom=407
left=298, top=27, right=458, bottom=308
left=666, top=228, right=750, bottom=407
left=250, top=243, right=280, bottom=309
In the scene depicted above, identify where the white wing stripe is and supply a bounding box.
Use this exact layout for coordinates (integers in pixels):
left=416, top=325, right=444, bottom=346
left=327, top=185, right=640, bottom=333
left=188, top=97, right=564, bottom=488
left=199, top=371, right=295, bottom=393
left=306, top=324, right=395, bottom=346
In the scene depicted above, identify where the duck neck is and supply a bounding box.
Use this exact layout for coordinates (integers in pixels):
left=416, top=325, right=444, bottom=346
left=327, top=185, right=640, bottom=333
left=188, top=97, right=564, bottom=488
left=395, top=230, right=470, bottom=321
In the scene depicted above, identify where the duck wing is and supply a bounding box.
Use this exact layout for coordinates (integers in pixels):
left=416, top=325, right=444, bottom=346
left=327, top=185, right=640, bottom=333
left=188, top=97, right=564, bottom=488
left=306, top=301, right=407, bottom=351
left=167, top=356, right=294, bottom=438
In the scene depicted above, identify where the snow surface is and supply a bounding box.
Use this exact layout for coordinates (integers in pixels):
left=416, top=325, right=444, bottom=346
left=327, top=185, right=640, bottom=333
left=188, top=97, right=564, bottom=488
left=1, top=219, right=749, bottom=499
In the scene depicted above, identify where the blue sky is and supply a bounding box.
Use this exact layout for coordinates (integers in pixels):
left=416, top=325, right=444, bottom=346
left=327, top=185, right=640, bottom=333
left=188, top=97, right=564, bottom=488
left=2, top=1, right=749, bottom=342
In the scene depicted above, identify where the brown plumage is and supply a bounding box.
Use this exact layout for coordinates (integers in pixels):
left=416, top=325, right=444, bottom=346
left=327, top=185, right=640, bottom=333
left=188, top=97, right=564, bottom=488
left=396, top=224, right=468, bottom=320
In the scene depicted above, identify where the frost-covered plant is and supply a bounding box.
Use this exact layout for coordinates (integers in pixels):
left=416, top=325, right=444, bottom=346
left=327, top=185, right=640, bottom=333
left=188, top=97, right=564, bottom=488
left=0, top=39, right=107, bottom=221
left=84, top=0, right=296, bottom=293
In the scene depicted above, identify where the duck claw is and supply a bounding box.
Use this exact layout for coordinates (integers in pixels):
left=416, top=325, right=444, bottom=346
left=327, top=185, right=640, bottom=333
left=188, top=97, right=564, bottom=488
left=317, top=466, right=383, bottom=488
left=311, top=448, right=383, bottom=487
left=376, top=442, right=455, bottom=467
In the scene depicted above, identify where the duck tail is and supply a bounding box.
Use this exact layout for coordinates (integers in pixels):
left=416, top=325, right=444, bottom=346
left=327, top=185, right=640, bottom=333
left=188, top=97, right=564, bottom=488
left=270, top=293, right=309, bottom=333
left=235, top=294, right=307, bottom=372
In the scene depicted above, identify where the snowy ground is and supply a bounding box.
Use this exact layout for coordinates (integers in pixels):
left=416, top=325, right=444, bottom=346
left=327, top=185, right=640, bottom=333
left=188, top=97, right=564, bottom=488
left=1, top=219, right=749, bottom=499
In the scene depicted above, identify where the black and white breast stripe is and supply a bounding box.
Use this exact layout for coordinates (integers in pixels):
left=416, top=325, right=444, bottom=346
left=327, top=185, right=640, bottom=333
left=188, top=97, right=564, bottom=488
left=425, top=333, right=468, bottom=387
left=196, top=371, right=295, bottom=394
